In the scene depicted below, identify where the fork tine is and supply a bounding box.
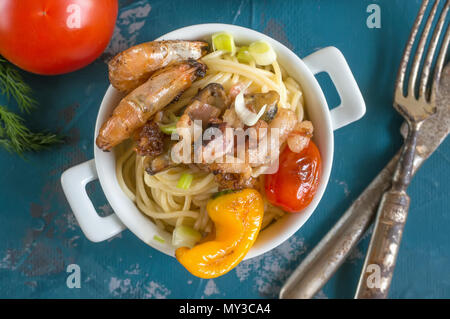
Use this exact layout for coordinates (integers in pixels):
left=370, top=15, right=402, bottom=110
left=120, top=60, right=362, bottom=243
left=396, top=0, right=430, bottom=96
left=419, top=0, right=450, bottom=100
left=407, top=0, right=440, bottom=97
left=430, top=24, right=450, bottom=104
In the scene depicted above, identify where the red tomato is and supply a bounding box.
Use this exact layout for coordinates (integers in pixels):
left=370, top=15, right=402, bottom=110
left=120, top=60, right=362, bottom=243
left=265, top=141, right=322, bottom=213
left=0, top=0, right=118, bottom=75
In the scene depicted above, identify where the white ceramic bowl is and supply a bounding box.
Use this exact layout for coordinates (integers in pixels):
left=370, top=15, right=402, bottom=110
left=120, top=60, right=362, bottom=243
left=61, top=24, right=365, bottom=259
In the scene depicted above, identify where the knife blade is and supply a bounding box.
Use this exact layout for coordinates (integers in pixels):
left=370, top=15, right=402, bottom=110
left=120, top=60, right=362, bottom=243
left=279, top=64, right=450, bottom=299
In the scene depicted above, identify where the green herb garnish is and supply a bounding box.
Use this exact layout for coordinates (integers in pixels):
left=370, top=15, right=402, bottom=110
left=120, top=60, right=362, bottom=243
left=159, top=116, right=179, bottom=135
left=0, top=57, right=63, bottom=156
left=0, top=57, right=37, bottom=114
left=177, top=173, right=194, bottom=189
left=153, top=235, right=165, bottom=244
left=0, top=106, right=63, bottom=155
left=159, top=123, right=177, bottom=135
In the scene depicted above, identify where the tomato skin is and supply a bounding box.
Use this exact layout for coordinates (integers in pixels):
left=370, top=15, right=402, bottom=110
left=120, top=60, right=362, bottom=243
left=0, top=0, right=118, bottom=75
left=265, top=141, right=322, bottom=213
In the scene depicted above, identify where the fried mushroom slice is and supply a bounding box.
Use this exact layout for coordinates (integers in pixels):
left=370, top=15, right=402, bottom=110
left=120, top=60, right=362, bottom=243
left=213, top=172, right=258, bottom=191
left=133, top=121, right=164, bottom=157
left=182, top=83, right=229, bottom=129
left=244, top=90, right=279, bottom=122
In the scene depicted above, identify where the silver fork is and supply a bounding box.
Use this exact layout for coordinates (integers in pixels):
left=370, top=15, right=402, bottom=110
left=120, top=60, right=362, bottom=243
left=355, top=0, right=449, bottom=299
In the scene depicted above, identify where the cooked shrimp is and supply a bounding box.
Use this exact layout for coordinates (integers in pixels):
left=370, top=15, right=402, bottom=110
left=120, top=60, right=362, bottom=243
left=222, top=108, right=244, bottom=128
left=268, top=107, right=298, bottom=142
left=96, top=60, right=207, bottom=151
left=287, top=120, right=313, bottom=153
left=205, top=108, right=298, bottom=183
left=247, top=108, right=298, bottom=167
left=176, top=83, right=229, bottom=150
left=109, top=40, right=209, bottom=92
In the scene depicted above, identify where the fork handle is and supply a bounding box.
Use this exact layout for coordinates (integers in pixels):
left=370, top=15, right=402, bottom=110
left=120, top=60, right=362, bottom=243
left=354, top=189, right=410, bottom=298
left=355, top=123, right=419, bottom=298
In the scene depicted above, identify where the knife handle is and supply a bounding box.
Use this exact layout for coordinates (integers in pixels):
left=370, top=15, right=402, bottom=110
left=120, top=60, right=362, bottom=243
left=354, top=189, right=410, bottom=298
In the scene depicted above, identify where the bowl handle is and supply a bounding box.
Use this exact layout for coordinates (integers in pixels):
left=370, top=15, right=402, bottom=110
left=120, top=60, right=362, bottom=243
left=303, top=46, right=366, bottom=130
left=61, top=159, right=126, bottom=242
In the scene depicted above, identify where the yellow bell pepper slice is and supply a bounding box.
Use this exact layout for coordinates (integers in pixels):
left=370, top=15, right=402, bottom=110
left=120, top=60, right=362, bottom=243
left=175, top=189, right=264, bottom=278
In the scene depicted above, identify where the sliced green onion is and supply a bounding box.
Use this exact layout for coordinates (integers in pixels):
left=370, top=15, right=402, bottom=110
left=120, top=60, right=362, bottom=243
left=159, top=123, right=177, bottom=135
left=153, top=235, right=165, bottom=244
left=212, top=32, right=236, bottom=55
left=248, top=40, right=277, bottom=66
left=172, top=225, right=202, bottom=248
left=159, top=116, right=180, bottom=135
left=177, top=173, right=194, bottom=189
left=237, top=46, right=253, bottom=63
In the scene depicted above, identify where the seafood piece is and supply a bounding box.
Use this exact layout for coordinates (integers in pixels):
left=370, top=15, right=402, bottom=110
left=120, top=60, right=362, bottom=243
left=267, top=107, right=298, bottom=144
left=144, top=146, right=177, bottom=175
left=228, top=83, right=248, bottom=100
left=233, top=90, right=279, bottom=127
left=154, top=82, right=229, bottom=174
left=109, top=40, right=209, bottom=92
left=223, top=90, right=279, bottom=130
left=176, top=114, right=198, bottom=143
left=192, top=83, right=229, bottom=112
left=180, top=83, right=229, bottom=129
left=222, top=108, right=244, bottom=128
left=244, top=107, right=298, bottom=167
left=287, top=120, right=314, bottom=153
left=213, top=172, right=258, bottom=191
left=201, top=120, right=234, bottom=164
left=248, top=119, right=269, bottom=146
left=203, top=103, right=297, bottom=189
left=208, top=108, right=299, bottom=189
left=176, top=83, right=229, bottom=149
left=137, top=123, right=178, bottom=175
left=96, top=60, right=207, bottom=151
left=243, top=91, right=279, bottom=122
left=146, top=153, right=172, bottom=175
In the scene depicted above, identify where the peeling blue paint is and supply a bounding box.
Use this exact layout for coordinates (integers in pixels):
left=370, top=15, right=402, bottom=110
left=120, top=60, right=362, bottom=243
left=0, top=0, right=448, bottom=298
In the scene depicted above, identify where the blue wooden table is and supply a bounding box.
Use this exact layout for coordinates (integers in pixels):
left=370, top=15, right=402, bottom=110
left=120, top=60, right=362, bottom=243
left=0, top=0, right=448, bottom=299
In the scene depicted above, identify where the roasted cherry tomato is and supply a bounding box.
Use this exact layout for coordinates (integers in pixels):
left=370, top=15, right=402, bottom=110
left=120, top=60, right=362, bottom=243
left=0, top=0, right=118, bottom=75
left=265, top=141, right=322, bottom=213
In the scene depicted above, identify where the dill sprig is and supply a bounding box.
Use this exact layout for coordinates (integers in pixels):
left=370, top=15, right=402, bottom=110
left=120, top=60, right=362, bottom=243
left=0, top=57, right=64, bottom=156
left=0, top=106, right=63, bottom=155
left=0, top=57, right=37, bottom=114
